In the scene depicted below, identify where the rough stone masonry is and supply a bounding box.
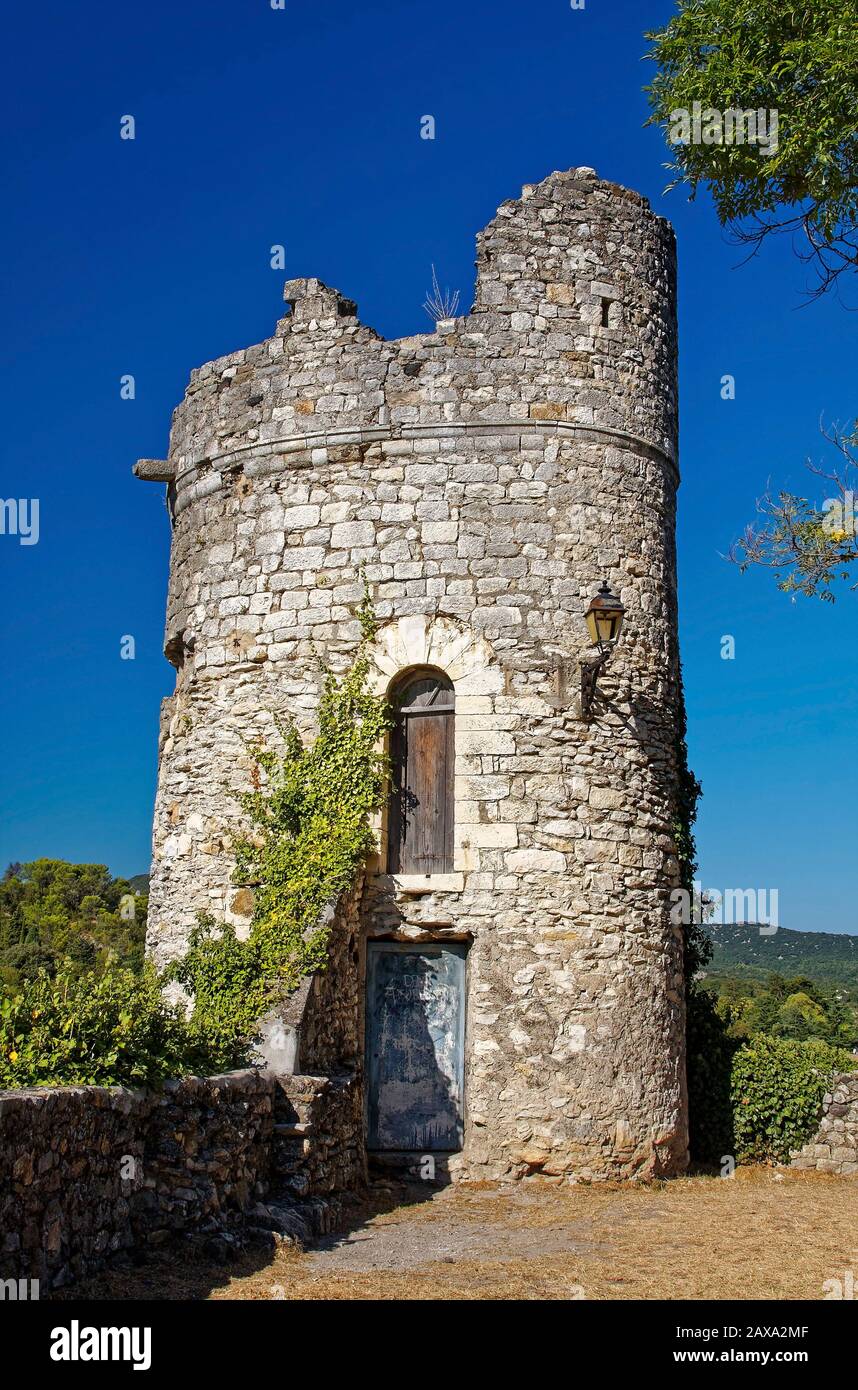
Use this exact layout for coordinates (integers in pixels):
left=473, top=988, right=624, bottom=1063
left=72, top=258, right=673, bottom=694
left=138, top=167, right=689, bottom=1182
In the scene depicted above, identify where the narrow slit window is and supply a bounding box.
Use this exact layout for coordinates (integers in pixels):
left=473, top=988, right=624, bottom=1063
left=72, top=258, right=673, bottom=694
left=601, top=297, right=613, bottom=328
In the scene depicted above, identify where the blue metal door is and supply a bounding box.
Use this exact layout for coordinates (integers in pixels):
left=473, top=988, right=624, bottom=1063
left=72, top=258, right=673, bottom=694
left=366, top=943, right=466, bottom=1151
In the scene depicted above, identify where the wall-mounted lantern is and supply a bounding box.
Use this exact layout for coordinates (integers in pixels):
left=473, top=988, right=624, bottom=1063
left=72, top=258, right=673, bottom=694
left=580, top=581, right=625, bottom=722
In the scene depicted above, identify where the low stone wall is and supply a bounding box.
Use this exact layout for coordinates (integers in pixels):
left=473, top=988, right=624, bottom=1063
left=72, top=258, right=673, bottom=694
left=791, top=1073, right=858, bottom=1175
left=131, top=1072, right=274, bottom=1247
left=274, top=1073, right=365, bottom=1197
left=1, top=1083, right=147, bottom=1288
left=0, top=1067, right=362, bottom=1290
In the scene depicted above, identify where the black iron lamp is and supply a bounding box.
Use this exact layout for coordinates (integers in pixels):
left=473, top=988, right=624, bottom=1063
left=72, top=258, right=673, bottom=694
left=580, top=581, right=625, bottom=721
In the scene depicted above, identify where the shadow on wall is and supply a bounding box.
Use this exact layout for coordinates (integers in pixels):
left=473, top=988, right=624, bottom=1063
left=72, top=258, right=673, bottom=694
left=365, top=943, right=466, bottom=1157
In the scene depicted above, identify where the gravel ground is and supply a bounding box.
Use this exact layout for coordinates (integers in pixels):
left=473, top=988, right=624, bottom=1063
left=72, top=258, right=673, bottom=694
left=60, top=1167, right=857, bottom=1301
left=305, top=1182, right=605, bottom=1272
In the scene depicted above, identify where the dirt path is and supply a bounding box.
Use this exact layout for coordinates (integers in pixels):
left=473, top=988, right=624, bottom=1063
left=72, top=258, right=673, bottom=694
left=65, top=1167, right=857, bottom=1301
left=303, top=1183, right=605, bottom=1275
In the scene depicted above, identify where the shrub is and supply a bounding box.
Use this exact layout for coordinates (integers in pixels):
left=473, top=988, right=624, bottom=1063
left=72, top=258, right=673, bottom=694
left=730, top=1034, right=857, bottom=1164
left=687, top=993, right=857, bottom=1167
left=0, top=963, right=196, bottom=1088
left=0, top=623, right=390, bottom=1091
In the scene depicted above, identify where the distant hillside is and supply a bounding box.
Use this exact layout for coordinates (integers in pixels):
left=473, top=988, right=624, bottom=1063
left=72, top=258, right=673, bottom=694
left=127, top=873, right=150, bottom=895
left=705, top=923, right=858, bottom=996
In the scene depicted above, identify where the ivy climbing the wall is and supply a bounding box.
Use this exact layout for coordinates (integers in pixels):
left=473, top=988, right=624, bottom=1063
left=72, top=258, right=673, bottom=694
left=170, top=642, right=389, bottom=1067
left=1, top=614, right=390, bottom=1087
left=669, top=674, right=734, bottom=1164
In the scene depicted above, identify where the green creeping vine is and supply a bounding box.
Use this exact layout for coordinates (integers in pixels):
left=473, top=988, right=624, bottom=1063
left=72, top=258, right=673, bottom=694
left=1, top=620, right=390, bottom=1088
left=670, top=667, right=732, bottom=1162
left=169, top=644, right=390, bottom=1066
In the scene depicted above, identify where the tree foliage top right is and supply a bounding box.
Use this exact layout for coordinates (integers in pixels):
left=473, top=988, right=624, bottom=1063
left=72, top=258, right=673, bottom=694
left=646, top=0, right=858, bottom=296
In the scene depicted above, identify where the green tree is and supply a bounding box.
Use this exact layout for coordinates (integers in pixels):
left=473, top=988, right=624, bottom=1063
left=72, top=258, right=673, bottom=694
left=645, top=0, right=858, bottom=292
left=709, top=970, right=857, bottom=1046
left=0, top=860, right=147, bottom=997
left=645, top=1, right=858, bottom=598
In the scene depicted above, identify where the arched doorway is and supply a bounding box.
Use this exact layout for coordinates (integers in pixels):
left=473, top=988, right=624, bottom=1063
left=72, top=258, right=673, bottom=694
left=387, top=667, right=455, bottom=875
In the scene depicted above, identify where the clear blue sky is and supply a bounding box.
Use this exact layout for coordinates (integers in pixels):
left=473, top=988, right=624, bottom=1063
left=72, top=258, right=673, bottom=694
left=1, top=0, right=855, bottom=931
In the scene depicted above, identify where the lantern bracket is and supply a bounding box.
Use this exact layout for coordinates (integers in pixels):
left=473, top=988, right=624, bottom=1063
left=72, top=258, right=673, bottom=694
left=580, top=646, right=614, bottom=722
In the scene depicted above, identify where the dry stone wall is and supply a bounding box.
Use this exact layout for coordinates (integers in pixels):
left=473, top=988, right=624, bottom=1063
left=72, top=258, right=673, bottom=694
left=791, top=1073, right=858, bottom=1176
left=273, top=1073, right=364, bottom=1198
left=0, top=1069, right=359, bottom=1289
left=141, top=167, right=689, bottom=1181
left=1, top=1084, right=147, bottom=1288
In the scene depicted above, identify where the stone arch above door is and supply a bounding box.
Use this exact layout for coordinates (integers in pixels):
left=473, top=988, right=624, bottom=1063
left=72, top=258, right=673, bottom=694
left=367, top=616, right=509, bottom=877
left=367, top=615, right=503, bottom=697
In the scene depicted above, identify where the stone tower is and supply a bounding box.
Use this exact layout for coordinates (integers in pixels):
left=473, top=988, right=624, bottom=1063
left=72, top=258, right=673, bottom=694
left=137, top=168, right=688, bottom=1181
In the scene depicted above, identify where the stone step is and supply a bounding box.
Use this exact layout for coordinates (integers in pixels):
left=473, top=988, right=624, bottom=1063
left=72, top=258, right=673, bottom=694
left=273, top=1122, right=314, bottom=1138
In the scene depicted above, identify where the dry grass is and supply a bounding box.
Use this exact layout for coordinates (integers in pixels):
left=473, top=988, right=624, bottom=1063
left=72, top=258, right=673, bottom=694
left=64, top=1167, right=856, bottom=1302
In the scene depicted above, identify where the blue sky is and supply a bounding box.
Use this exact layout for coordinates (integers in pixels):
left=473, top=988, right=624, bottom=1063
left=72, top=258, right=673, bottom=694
left=1, top=0, right=855, bottom=931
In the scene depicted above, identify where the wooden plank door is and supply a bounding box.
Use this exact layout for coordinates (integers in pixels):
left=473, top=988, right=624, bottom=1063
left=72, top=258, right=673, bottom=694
left=366, top=943, right=466, bottom=1151
left=388, top=672, right=454, bottom=874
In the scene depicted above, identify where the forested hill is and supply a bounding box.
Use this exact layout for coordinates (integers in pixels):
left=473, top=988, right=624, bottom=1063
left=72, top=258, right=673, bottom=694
left=0, top=860, right=148, bottom=997
left=706, top=923, right=858, bottom=992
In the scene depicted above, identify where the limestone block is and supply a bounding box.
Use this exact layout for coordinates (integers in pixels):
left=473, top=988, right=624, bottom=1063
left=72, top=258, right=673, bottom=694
left=459, top=823, right=519, bottom=848
left=283, top=504, right=321, bottom=529
left=507, top=848, right=566, bottom=872
left=331, top=521, right=375, bottom=548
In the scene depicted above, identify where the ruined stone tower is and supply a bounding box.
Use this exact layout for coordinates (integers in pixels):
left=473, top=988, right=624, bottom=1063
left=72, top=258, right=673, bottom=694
left=138, top=168, right=688, bottom=1181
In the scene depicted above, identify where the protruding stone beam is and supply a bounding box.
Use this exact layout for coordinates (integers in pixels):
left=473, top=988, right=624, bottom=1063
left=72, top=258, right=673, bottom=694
left=133, top=458, right=176, bottom=482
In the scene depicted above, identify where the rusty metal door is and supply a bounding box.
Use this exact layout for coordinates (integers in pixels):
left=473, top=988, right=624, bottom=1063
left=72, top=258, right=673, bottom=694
left=366, top=942, right=466, bottom=1151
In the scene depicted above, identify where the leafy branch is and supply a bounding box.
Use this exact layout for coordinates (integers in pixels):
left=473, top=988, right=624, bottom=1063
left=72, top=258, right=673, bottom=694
left=728, top=420, right=858, bottom=599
